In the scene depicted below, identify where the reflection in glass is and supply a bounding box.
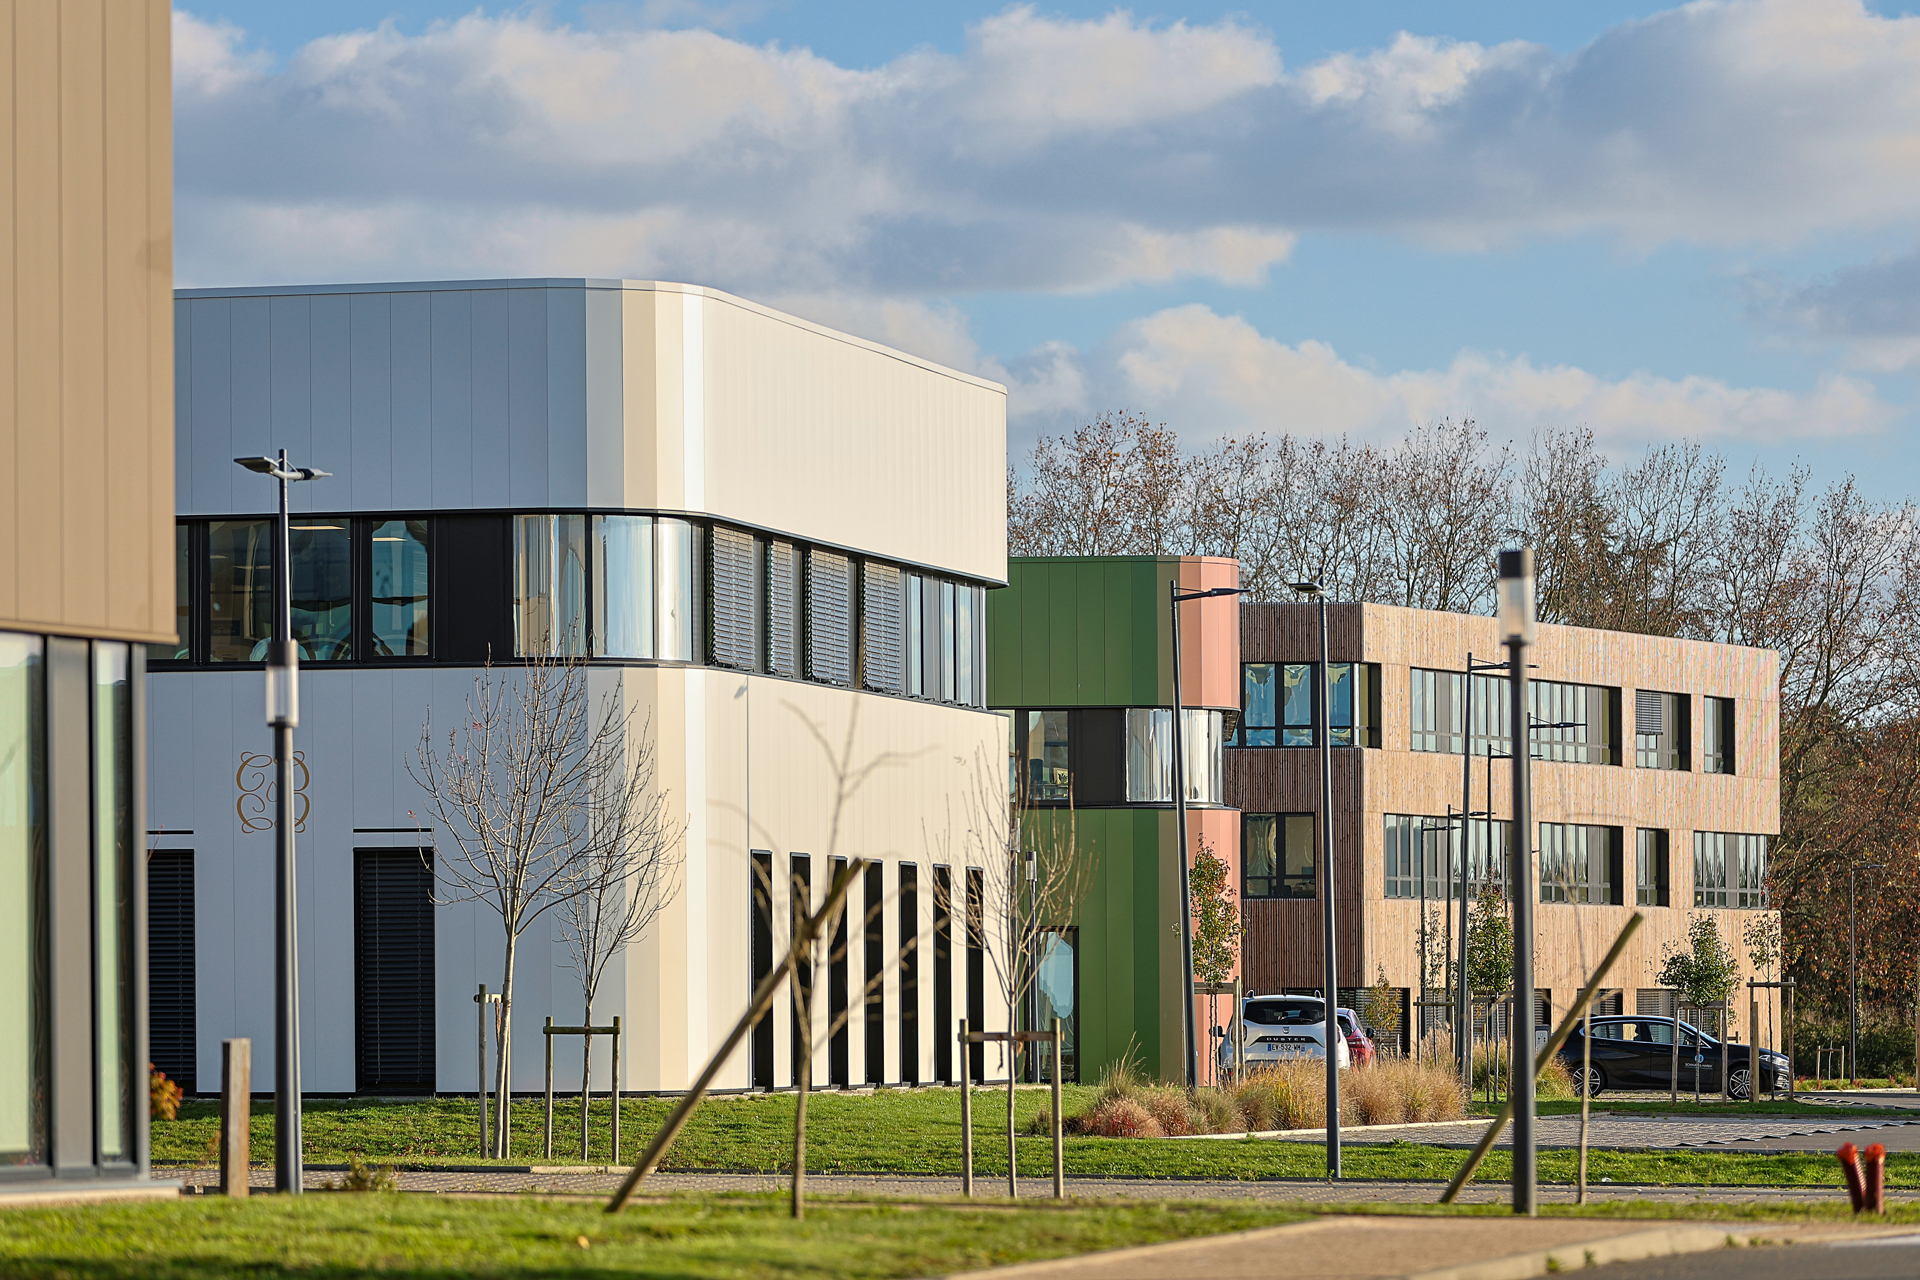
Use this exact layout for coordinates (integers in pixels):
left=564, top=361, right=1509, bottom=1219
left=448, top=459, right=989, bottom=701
left=1244, top=813, right=1314, bottom=899
left=904, top=575, right=924, bottom=696
left=1240, top=663, right=1275, bottom=746
left=208, top=520, right=271, bottom=662
left=93, top=644, right=134, bottom=1162
left=1281, top=663, right=1313, bottom=745
left=593, top=516, right=655, bottom=659
left=1023, top=711, right=1071, bottom=802
left=290, top=522, right=352, bottom=660
left=956, top=586, right=975, bottom=706
left=150, top=525, right=189, bottom=662
left=0, top=634, right=47, bottom=1166
left=658, top=519, right=694, bottom=662
left=370, top=520, right=429, bottom=657
left=1034, top=928, right=1078, bottom=1082
left=939, top=582, right=956, bottom=703
left=1124, top=709, right=1225, bottom=803
left=513, top=515, right=587, bottom=655
left=1181, top=708, right=1223, bottom=803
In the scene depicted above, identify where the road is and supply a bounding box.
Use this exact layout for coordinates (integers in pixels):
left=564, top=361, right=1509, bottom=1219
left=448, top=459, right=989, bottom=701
left=1597, top=1231, right=1920, bottom=1278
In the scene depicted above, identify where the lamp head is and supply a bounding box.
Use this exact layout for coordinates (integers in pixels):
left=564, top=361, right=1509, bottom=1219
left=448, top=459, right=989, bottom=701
left=1496, top=547, right=1536, bottom=646
left=234, top=456, right=278, bottom=474
left=1286, top=581, right=1324, bottom=597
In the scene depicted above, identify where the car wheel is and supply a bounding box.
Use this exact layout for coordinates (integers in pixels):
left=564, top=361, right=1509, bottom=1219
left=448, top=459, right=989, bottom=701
left=1728, top=1067, right=1752, bottom=1101
left=1571, top=1064, right=1606, bottom=1097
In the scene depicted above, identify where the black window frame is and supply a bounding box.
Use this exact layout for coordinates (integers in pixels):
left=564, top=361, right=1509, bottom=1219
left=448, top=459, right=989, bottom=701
left=1243, top=812, right=1315, bottom=900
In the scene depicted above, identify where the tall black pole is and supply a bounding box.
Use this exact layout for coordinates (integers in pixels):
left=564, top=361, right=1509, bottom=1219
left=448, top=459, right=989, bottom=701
left=1850, top=868, right=1858, bottom=1085
left=1316, top=591, right=1339, bottom=1178
left=1457, top=657, right=1474, bottom=1083
left=271, top=448, right=302, bottom=1195
left=1500, top=548, right=1536, bottom=1216
left=1170, top=579, right=1198, bottom=1091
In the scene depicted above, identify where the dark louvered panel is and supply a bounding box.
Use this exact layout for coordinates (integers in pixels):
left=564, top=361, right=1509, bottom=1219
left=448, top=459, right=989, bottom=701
left=354, top=848, right=436, bottom=1095
left=806, top=549, right=853, bottom=686
left=860, top=563, right=904, bottom=695
left=1635, top=688, right=1664, bottom=736
left=767, top=541, right=799, bottom=677
left=709, top=526, right=756, bottom=670
left=146, top=850, right=196, bottom=1094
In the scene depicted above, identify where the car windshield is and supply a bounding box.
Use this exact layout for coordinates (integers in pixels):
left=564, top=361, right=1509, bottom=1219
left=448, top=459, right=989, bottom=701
left=1245, top=999, right=1323, bottom=1026
left=1337, top=1012, right=1358, bottom=1036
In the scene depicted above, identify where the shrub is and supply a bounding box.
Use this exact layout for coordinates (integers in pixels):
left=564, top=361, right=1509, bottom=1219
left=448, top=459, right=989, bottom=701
left=1188, top=1087, right=1246, bottom=1135
left=1229, top=1074, right=1283, bottom=1132
left=149, top=1065, right=183, bottom=1122
left=1078, top=1097, right=1163, bottom=1138
left=322, top=1154, right=396, bottom=1193
left=1139, top=1088, right=1200, bottom=1137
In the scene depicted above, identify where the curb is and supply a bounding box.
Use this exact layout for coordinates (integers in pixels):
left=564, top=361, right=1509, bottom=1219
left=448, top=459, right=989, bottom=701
left=1402, top=1225, right=1736, bottom=1280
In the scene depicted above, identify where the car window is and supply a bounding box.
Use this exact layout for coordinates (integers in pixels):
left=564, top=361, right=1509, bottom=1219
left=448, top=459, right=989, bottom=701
left=1640, top=1020, right=1674, bottom=1045
left=1337, top=1013, right=1358, bottom=1036
left=1590, top=1020, right=1630, bottom=1041
left=1245, top=1000, right=1322, bottom=1026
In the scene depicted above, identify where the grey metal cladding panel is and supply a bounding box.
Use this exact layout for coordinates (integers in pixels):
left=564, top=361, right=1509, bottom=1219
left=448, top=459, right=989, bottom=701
left=507, top=288, right=550, bottom=506
left=349, top=293, right=394, bottom=511
left=309, top=294, right=353, bottom=506
left=268, top=296, right=314, bottom=513
left=174, top=300, right=192, bottom=514
left=430, top=291, right=474, bottom=510
left=583, top=287, right=623, bottom=509
left=546, top=290, right=588, bottom=508
left=229, top=298, right=273, bottom=497
left=187, top=298, right=233, bottom=515
left=389, top=292, right=434, bottom=512
left=470, top=290, right=511, bottom=508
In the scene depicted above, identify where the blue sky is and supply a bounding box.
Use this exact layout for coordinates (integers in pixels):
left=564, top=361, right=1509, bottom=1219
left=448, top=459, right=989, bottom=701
left=177, top=2, right=1920, bottom=498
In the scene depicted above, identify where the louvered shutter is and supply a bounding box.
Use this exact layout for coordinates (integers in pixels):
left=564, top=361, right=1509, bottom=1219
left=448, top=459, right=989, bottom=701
left=767, top=541, right=799, bottom=677
left=354, top=848, right=437, bottom=1095
left=806, top=549, right=854, bottom=685
left=146, top=850, right=196, bottom=1094
left=1635, top=689, right=1664, bottom=736
left=709, top=526, right=756, bottom=669
left=860, top=563, right=904, bottom=694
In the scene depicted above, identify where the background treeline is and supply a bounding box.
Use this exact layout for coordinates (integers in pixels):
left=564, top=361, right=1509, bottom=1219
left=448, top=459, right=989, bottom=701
left=1009, top=412, right=1920, bottom=1071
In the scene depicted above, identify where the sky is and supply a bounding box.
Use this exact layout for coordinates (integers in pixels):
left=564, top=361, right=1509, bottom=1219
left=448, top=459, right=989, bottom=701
left=175, top=1, right=1920, bottom=499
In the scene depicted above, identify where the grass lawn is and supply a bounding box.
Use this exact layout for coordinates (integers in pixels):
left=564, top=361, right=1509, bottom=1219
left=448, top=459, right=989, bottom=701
left=9, top=1193, right=1920, bottom=1280
left=0, top=1193, right=1313, bottom=1280
left=148, top=1088, right=1920, bottom=1189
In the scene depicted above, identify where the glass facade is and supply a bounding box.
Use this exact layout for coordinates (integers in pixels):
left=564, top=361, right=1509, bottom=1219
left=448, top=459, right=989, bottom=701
left=1694, top=832, right=1769, bottom=908
left=93, top=644, right=134, bottom=1163
left=1702, top=696, right=1736, bottom=774
left=1383, top=814, right=1510, bottom=899
left=1236, top=661, right=1377, bottom=747
left=1019, top=711, right=1071, bottom=803
left=289, top=521, right=352, bottom=660
left=1636, top=828, right=1669, bottom=907
left=1123, top=708, right=1225, bottom=803
left=0, top=634, right=47, bottom=1167
left=369, top=519, right=429, bottom=657
left=150, top=525, right=190, bottom=663
left=514, top=514, right=588, bottom=656
left=593, top=515, right=656, bottom=659
left=1634, top=690, right=1687, bottom=771
left=1244, top=813, right=1314, bottom=899
left=207, top=519, right=272, bottom=662
left=1539, top=822, right=1620, bottom=905
left=1410, top=669, right=1514, bottom=755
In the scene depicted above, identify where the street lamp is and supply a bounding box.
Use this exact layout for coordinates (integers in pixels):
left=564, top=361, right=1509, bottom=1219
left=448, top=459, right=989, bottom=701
left=234, top=449, right=330, bottom=1196
left=1457, top=653, right=1508, bottom=1086
left=1169, top=580, right=1245, bottom=1093
left=1496, top=547, right=1537, bottom=1217
left=1287, top=579, right=1341, bottom=1179
left=1850, top=863, right=1886, bottom=1086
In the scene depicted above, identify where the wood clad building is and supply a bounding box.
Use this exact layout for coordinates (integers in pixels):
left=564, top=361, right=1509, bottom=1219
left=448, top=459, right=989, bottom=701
left=1230, top=601, right=1780, bottom=1048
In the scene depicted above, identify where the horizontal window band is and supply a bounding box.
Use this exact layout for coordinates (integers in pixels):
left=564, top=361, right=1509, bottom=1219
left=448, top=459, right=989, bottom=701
left=353, top=828, right=432, bottom=834
left=169, top=507, right=1005, bottom=590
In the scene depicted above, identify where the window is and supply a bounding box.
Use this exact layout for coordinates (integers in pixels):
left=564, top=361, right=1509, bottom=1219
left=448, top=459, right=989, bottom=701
left=1529, top=680, right=1619, bottom=765
left=708, top=525, right=755, bottom=670
left=1634, top=690, right=1688, bottom=771
left=939, top=582, right=956, bottom=703
left=1383, top=814, right=1447, bottom=900
left=513, top=514, right=587, bottom=655
left=806, top=550, right=854, bottom=685
left=965, top=868, right=985, bottom=1081
left=1124, top=709, right=1226, bottom=803
left=1409, top=669, right=1513, bottom=756
left=658, top=519, right=697, bottom=662
left=767, top=541, right=800, bottom=677
left=1019, top=711, right=1072, bottom=803
left=829, top=857, right=850, bottom=1088
left=861, top=563, right=905, bottom=695
left=750, top=851, right=774, bottom=1089
left=147, top=849, right=196, bottom=1097
left=151, top=524, right=190, bottom=662
left=369, top=520, right=429, bottom=657
left=595, top=515, right=656, bottom=659
left=933, top=866, right=953, bottom=1084
left=864, top=861, right=885, bottom=1085
left=207, top=519, right=272, bottom=662
left=899, top=863, right=919, bottom=1084
left=1694, top=832, right=1769, bottom=908
left=1244, top=813, right=1315, bottom=899
left=1463, top=818, right=1511, bottom=896
left=1539, top=823, right=1622, bottom=904
left=1702, top=696, right=1736, bottom=774
left=353, top=848, right=435, bottom=1094
left=955, top=585, right=976, bottom=706
left=790, top=854, right=812, bottom=1086
left=904, top=575, right=924, bottom=696
left=0, top=633, right=48, bottom=1166
left=93, top=643, right=135, bottom=1162
left=287, top=520, right=353, bottom=660
left=1636, top=829, right=1670, bottom=907
left=1033, top=927, right=1079, bottom=1082
left=1238, top=662, right=1378, bottom=747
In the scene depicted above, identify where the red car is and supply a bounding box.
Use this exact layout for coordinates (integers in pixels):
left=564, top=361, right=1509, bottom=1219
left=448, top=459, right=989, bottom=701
left=1337, top=1007, right=1376, bottom=1067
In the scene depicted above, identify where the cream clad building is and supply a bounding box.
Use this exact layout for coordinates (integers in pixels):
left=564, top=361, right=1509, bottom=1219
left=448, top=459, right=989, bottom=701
left=148, top=279, right=1011, bottom=1098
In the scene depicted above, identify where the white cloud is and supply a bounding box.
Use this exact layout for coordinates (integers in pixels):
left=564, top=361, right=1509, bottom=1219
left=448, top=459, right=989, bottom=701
left=1747, top=247, right=1920, bottom=370
left=173, top=1, right=1920, bottom=290
left=1010, top=304, right=1897, bottom=452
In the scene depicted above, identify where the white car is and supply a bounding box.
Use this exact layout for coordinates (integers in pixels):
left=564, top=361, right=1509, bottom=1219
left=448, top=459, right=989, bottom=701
left=1218, top=995, right=1352, bottom=1072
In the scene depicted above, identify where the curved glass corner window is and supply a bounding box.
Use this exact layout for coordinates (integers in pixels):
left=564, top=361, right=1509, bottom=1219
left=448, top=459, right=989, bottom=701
left=93, top=643, right=135, bottom=1162
left=514, top=515, right=586, bottom=656
left=657, top=519, right=695, bottom=662
left=289, top=522, right=352, bottom=660
left=593, top=515, right=655, bottom=659
left=370, top=520, right=429, bottom=658
left=0, top=633, right=48, bottom=1166
left=1124, top=709, right=1224, bottom=803
left=208, top=520, right=271, bottom=662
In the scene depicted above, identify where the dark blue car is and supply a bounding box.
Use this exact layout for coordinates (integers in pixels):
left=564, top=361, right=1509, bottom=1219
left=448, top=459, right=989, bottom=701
left=1557, top=1015, right=1790, bottom=1098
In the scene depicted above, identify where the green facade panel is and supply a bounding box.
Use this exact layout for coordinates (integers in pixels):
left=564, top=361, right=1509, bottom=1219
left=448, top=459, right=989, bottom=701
left=987, top=557, right=1173, bottom=709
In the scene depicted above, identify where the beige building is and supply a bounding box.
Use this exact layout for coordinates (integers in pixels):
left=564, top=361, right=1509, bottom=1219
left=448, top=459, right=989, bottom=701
left=1229, top=602, right=1779, bottom=1049
left=149, top=280, right=1012, bottom=1098
left=0, top=0, right=174, bottom=1192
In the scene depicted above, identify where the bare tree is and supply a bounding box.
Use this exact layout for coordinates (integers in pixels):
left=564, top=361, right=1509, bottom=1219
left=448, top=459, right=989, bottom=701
left=557, top=712, right=685, bottom=1159
left=410, top=650, right=649, bottom=1158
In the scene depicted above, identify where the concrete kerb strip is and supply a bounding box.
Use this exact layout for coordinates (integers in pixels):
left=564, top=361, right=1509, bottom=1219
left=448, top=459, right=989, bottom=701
left=1178, top=1118, right=1497, bottom=1141
left=1403, top=1225, right=1736, bottom=1280
left=937, top=1217, right=1348, bottom=1279
left=0, top=1181, right=183, bottom=1210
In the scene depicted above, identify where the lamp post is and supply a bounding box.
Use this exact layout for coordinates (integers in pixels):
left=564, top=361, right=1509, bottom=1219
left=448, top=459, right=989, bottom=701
left=1287, top=580, right=1340, bottom=1178
left=1169, top=580, right=1245, bottom=1092
left=1496, top=547, right=1537, bottom=1216
left=1457, top=654, right=1507, bottom=1085
left=234, top=449, right=330, bottom=1196
left=1850, top=863, right=1886, bottom=1086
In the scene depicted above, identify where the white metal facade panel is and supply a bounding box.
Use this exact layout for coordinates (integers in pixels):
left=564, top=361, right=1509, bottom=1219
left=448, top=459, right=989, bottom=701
left=348, top=293, right=395, bottom=513
left=390, top=292, right=434, bottom=513
left=431, top=291, right=475, bottom=511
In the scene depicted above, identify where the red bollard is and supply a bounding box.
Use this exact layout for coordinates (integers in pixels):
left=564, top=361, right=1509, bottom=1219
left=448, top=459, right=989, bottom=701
left=1837, top=1142, right=1867, bottom=1213
left=1863, top=1143, right=1887, bottom=1215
